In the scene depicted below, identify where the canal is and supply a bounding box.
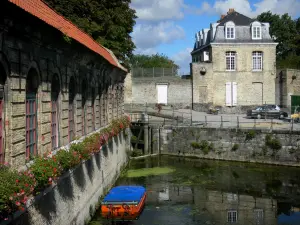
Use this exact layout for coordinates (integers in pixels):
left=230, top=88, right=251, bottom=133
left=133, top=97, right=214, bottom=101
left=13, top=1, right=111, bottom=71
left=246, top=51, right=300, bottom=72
left=91, top=155, right=300, bottom=225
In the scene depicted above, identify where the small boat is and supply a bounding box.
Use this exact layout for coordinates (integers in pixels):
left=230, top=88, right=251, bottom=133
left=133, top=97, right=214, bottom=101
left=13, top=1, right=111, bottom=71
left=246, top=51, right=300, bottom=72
left=101, top=185, right=146, bottom=221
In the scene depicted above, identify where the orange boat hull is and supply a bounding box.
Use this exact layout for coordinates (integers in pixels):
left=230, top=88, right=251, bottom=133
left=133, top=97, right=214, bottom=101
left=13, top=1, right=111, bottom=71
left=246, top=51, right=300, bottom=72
left=101, top=193, right=146, bottom=220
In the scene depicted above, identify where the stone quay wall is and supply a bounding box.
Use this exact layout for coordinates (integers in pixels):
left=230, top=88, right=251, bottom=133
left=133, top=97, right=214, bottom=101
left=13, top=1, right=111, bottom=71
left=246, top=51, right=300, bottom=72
left=155, top=126, right=300, bottom=166
left=4, top=131, right=129, bottom=225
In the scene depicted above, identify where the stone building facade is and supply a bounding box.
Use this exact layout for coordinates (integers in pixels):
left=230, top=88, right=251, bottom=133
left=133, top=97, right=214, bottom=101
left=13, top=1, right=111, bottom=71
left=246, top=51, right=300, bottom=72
left=191, top=8, right=277, bottom=112
left=0, top=1, right=127, bottom=167
left=276, top=69, right=300, bottom=113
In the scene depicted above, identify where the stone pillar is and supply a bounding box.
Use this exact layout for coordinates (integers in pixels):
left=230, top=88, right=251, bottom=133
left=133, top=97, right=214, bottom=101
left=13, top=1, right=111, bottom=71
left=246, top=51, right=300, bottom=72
left=144, top=125, right=149, bottom=154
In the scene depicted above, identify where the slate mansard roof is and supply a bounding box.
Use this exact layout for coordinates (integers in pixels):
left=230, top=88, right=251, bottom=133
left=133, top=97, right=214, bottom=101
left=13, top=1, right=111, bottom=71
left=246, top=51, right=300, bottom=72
left=8, top=0, right=127, bottom=72
left=192, top=10, right=276, bottom=54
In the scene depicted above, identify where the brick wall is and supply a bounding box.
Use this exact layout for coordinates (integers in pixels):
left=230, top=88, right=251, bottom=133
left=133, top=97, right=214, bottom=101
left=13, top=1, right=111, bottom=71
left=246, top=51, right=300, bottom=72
left=0, top=3, right=126, bottom=168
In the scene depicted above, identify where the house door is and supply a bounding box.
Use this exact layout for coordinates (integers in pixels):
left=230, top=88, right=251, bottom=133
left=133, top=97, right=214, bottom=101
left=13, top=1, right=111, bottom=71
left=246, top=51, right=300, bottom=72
left=225, top=82, right=237, bottom=106
left=291, top=95, right=300, bottom=113
left=157, top=84, right=168, bottom=104
left=252, top=83, right=263, bottom=105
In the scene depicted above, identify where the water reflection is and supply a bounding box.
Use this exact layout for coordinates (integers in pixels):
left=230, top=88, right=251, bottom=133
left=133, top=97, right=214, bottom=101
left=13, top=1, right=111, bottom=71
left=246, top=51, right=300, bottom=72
left=92, top=156, right=300, bottom=225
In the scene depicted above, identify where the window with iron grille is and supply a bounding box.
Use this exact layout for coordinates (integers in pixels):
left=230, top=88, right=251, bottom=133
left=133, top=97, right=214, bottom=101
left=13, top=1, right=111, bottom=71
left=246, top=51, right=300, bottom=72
left=51, top=74, right=60, bottom=150
left=92, top=88, right=95, bottom=131
left=226, top=27, right=235, bottom=39
left=68, top=77, right=76, bottom=142
left=226, top=51, right=236, bottom=71
left=81, top=80, right=87, bottom=136
left=252, top=51, right=263, bottom=71
left=254, top=209, right=264, bottom=224
left=227, top=210, right=237, bottom=223
left=0, top=98, right=3, bottom=163
left=26, top=69, right=39, bottom=158
left=0, top=81, right=5, bottom=163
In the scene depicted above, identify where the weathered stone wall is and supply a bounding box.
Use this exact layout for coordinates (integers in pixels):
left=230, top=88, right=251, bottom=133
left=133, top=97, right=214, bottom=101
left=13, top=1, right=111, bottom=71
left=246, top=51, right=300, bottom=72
left=0, top=3, right=126, bottom=168
left=191, top=44, right=277, bottom=113
left=6, top=131, right=129, bottom=225
left=276, top=69, right=300, bottom=111
left=126, top=76, right=192, bottom=109
left=156, top=127, right=300, bottom=166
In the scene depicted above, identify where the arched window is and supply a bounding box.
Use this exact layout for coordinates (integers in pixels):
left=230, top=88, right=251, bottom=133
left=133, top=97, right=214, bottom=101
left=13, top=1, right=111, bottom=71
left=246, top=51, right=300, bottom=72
left=81, top=79, right=87, bottom=135
left=26, top=68, right=39, bottom=158
left=225, top=21, right=235, bottom=39
left=0, top=63, right=7, bottom=163
left=92, top=87, right=96, bottom=131
left=68, top=76, right=76, bottom=142
left=51, top=74, right=60, bottom=150
left=98, top=84, right=102, bottom=127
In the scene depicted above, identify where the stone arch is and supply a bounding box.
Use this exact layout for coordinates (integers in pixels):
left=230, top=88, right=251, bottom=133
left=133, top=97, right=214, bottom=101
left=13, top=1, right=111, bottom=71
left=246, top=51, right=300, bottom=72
left=0, top=53, right=8, bottom=163
left=68, top=76, right=76, bottom=141
left=51, top=73, right=61, bottom=150
left=26, top=61, right=42, bottom=85
left=81, top=78, right=88, bottom=135
left=25, top=67, right=40, bottom=158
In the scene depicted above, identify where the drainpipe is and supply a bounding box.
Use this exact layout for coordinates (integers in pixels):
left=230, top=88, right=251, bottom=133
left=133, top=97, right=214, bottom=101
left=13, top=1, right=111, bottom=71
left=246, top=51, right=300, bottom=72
left=191, top=63, right=194, bottom=110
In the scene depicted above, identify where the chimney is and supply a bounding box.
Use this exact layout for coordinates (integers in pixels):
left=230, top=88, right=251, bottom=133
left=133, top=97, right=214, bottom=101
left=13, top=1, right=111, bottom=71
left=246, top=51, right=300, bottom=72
left=227, top=8, right=235, bottom=14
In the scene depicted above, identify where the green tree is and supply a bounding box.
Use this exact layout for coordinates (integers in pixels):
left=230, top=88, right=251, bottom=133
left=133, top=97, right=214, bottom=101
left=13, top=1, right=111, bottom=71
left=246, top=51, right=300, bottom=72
left=256, top=11, right=299, bottom=68
left=44, top=0, right=137, bottom=68
left=130, top=53, right=179, bottom=70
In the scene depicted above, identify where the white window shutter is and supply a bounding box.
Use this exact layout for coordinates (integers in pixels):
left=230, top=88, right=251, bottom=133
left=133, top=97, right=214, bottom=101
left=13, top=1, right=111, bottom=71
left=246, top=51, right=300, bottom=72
left=225, top=82, right=232, bottom=106
left=232, top=82, right=237, bottom=106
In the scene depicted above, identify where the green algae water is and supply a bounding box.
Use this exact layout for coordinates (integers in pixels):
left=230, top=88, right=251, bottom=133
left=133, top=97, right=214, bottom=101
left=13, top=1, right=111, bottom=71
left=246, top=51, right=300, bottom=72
left=91, top=155, right=300, bottom=225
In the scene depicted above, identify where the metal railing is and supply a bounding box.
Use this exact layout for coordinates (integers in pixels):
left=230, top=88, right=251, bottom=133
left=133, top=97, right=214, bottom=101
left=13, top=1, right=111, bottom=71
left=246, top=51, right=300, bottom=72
left=131, top=67, right=179, bottom=78
left=126, top=103, right=300, bottom=131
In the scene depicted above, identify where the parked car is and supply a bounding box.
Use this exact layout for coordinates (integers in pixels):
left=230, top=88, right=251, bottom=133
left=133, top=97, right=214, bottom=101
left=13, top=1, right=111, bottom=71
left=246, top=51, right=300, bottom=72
left=247, top=105, right=288, bottom=119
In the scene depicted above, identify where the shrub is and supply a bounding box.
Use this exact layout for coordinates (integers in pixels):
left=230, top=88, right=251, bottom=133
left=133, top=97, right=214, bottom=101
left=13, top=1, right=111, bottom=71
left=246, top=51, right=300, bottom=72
left=30, top=156, right=62, bottom=190
left=190, top=142, right=201, bottom=149
left=245, top=130, right=256, bottom=141
left=56, top=149, right=81, bottom=171
left=0, top=164, right=36, bottom=220
left=232, top=143, right=239, bottom=151
left=265, top=135, right=282, bottom=151
left=130, top=149, right=143, bottom=157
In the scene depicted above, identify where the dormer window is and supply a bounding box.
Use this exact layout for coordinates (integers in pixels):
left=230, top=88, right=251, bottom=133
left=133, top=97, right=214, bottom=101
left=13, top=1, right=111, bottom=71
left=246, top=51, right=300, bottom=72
left=225, top=21, right=235, bottom=39
left=251, top=21, right=262, bottom=39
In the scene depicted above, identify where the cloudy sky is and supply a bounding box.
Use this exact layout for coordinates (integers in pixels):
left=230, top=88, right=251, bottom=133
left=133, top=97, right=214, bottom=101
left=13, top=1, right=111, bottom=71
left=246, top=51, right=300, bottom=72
left=130, top=0, right=300, bottom=74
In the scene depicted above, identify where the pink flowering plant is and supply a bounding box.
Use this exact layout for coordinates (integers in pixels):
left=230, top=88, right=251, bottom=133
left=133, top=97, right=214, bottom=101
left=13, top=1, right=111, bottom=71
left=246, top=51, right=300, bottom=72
left=0, top=163, right=36, bottom=221
left=0, top=115, right=131, bottom=219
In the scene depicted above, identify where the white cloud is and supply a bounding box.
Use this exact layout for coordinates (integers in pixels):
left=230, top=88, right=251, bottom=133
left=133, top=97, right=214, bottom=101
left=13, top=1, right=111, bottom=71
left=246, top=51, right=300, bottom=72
left=131, top=0, right=185, bottom=21
left=132, top=22, right=185, bottom=49
left=213, top=0, right=300, bottom=17
left=171, top=48, right=193, bottom=74
left=134, top=47, right=158, bottom=55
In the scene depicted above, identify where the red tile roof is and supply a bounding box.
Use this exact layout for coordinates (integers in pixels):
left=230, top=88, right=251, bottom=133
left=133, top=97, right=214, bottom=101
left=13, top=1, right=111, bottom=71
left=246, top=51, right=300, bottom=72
left=8, top=0, right=127, bottom=72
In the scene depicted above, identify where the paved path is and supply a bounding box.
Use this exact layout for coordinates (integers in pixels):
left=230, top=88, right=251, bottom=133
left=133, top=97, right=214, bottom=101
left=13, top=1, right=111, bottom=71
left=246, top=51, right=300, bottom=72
left=126, top=107, right=300, bottom=131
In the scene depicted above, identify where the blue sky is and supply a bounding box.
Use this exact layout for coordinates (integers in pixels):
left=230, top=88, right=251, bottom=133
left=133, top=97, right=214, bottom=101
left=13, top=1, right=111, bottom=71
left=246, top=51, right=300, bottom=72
left=130, top=0, right=300, bottom=74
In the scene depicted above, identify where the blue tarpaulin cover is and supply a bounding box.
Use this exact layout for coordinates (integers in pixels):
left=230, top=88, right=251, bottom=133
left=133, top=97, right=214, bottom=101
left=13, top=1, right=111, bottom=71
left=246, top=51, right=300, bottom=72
left=103, top=186, right=146, bottom=203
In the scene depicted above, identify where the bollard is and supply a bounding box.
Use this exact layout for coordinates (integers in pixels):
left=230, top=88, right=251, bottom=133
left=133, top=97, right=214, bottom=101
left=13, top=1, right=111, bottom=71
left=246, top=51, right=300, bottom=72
left=237, top=116, right=239, bottom=129
left=221, top=116, right=223, bottom=128
left=205, top=116, right=207, bottom=127
left=254, top=119, right=256, bottom=129
left=291, top=119, right=294, bottom=132
left=270, top=118, right=273, bottom=130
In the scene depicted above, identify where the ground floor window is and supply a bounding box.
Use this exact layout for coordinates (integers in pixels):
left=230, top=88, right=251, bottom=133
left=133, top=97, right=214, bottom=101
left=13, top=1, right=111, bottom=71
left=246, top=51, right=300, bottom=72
left=26, top=93, right=37, bottom=157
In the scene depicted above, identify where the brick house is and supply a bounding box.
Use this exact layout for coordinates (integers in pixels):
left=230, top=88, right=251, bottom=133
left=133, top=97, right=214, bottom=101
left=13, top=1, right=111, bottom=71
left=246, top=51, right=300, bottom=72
left=190, top=8, right=278, bottom=112
left=0, top=0, right=127, bottom=167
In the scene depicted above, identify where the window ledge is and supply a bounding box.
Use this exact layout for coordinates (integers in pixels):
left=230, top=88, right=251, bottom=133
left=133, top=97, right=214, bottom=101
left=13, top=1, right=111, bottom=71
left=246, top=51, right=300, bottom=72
left=252, top=70, right=263, bottom=72
left=226, top=70, right=236, bottom=72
